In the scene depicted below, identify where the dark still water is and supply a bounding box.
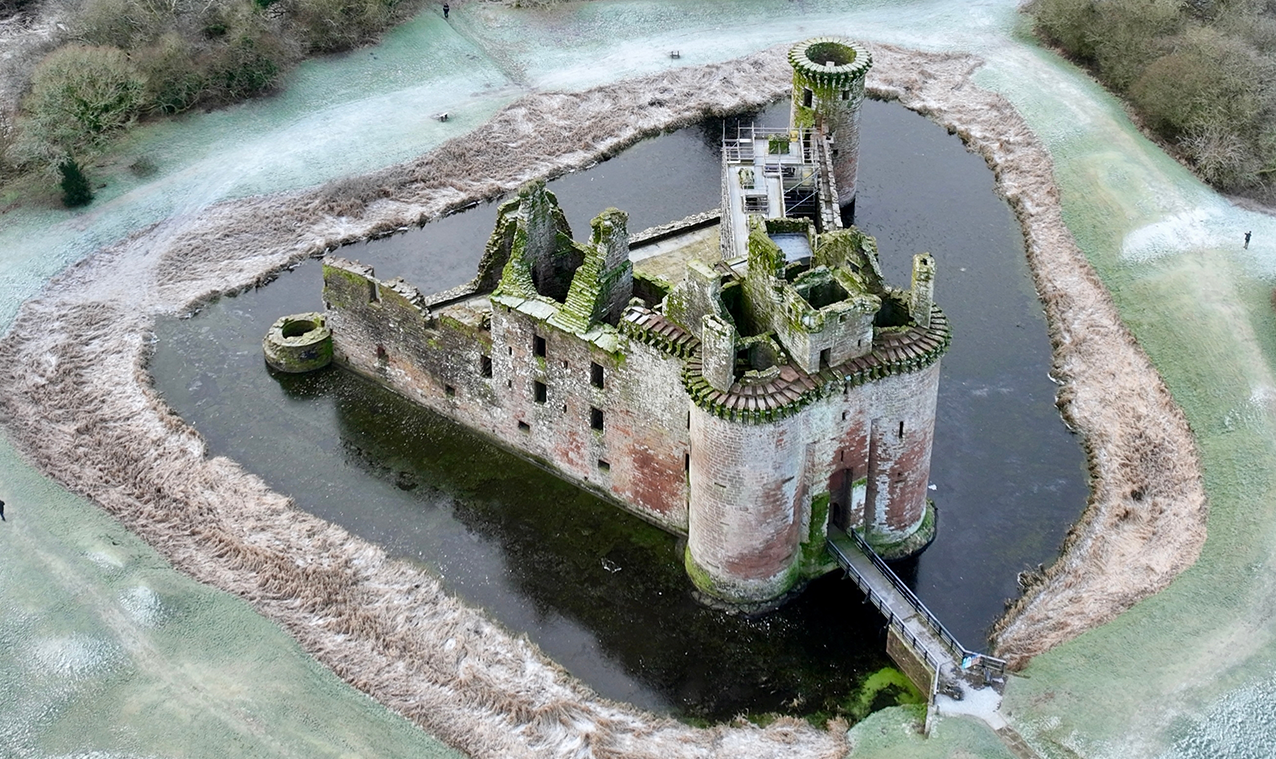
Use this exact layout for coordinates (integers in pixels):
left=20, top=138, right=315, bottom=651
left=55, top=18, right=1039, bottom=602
left=150, top=99, right=1087, bottom=721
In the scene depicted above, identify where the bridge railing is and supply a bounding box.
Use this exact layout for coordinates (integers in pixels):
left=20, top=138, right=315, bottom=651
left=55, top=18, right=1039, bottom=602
left=828, top=528, right=1007, bottom=682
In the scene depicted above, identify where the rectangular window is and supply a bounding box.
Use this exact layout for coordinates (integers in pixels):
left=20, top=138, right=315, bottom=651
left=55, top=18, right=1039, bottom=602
left=518, top=421, right=530, bottom=433
left=590, top=407, right=604, bottom=431
left=684, top=453, right=690, bottom=472
left=534, top=335, right=546, bottom=357
left=590, top=362, right=604, bottom=389
left=802, top=88, right=813, bottom=108
left=898, top=421, right=905, bottom=438
left=820, top=348, right=831, bottom=369
left=597, top=459, right=610, bottom=473
left=840, top=89, right=850, bottom=101
left=480, top=355, right=492, bottom=378
left=444, top=385, right=455, bottom=397
left=534, top=381, right=547, bottom=404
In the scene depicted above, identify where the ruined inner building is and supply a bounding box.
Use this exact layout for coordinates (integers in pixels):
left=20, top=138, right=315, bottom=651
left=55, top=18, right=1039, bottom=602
left=271, top=37, right=949, bottom=611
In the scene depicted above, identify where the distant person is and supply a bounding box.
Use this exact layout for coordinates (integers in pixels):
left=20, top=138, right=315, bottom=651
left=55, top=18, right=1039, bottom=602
left=1245, top=230, right=1252, bottom=249
left=0, top=499, right=5, bottom=521
left=443, top=2, right=449, bottom=19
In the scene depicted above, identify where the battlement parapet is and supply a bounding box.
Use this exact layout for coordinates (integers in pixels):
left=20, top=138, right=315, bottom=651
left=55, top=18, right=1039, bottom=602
left=788, top=37, right=873, bottom=90
left=681, top=305, right=950, bottom=423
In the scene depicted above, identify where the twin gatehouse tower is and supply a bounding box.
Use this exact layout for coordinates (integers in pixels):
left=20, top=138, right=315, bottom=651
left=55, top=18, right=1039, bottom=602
left=270, top=38, right=948, bottom=610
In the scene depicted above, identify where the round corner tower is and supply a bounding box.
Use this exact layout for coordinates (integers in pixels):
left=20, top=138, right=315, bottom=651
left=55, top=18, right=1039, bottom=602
left=788, top=37, right=872, bottom=208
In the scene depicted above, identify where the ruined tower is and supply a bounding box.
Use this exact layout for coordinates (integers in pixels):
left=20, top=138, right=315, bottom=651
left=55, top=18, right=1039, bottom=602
left=789, top=37, right=872, bottom=208
left=306, top=36, right=944, bottom=613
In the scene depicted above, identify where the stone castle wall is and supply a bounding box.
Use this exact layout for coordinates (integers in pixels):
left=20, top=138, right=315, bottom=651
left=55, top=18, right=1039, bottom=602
left=323, top=258, right=691, bottom=533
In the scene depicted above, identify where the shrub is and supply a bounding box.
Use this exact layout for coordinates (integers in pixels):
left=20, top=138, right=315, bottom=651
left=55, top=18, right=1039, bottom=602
left=1032, top=0, right=1276, bottom=194
left=59, top=159, right=94, bottom=207
left=17, top=45, right=146, bottom=165
left=136, top=32, right=210, bottom=114
left=286, top=0, right=399, bottom=53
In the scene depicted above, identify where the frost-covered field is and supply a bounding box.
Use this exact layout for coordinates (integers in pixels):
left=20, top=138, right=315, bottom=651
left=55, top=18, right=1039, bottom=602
left=1, top=1, right=1274, bottom=757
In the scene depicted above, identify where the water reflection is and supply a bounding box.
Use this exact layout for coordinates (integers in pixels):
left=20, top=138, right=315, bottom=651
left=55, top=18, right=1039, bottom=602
left=151, top=98, right=1087, bottom=720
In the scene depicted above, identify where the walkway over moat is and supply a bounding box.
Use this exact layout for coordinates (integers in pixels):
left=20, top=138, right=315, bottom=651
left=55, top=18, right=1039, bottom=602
left=826, top=528, right=1007, bottom=702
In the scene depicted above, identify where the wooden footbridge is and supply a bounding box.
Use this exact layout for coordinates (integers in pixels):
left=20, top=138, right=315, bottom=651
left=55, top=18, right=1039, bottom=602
left=826, top=528, right=1007, bottom=712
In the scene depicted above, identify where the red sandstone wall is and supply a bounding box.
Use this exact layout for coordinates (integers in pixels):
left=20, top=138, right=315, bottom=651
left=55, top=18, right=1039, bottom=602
left=863, top=362, right=940, bottom=539
left=324, top=260, right=690, bottom=533
left=687, top=406, right=805, bottom=603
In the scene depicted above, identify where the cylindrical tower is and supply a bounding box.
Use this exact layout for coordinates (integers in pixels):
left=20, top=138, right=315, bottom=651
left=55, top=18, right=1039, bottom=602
left=686, top=405, right=806, bottom=608
left=788, top=37, right=873, bottom=208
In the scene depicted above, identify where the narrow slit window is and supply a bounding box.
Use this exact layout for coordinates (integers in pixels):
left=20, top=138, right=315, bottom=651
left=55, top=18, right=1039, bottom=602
left=802, top=88, right=813, bottom=108
left=590, top=407, right=604, bottom=431
left=534, top=381, right=547, bottom=404
left=898, top=421, right=905, bottom=438
left=591, top=362, right=604, bottom=389
left=684, top=453, right=690, bottom=472
left=480, top=355, right=492, bottom=378
left=534, top=335, right=546, bottom=357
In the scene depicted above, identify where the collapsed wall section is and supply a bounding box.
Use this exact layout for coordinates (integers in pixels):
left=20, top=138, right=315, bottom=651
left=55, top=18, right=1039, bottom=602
left=322, top=257, right=691, bottom=533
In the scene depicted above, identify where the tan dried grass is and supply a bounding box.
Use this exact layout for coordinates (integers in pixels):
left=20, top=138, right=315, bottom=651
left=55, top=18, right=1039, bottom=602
left=0, top=42, right=1207, bottom=755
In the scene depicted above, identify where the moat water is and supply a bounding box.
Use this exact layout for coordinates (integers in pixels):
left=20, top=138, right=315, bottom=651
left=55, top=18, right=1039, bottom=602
left=150, top=99, right=1088, bottom=721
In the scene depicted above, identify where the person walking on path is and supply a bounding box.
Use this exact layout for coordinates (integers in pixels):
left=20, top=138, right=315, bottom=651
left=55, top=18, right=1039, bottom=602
left=443, top=2, right=449, bottom=19
left=1245, top=230, right=1252, bottom=249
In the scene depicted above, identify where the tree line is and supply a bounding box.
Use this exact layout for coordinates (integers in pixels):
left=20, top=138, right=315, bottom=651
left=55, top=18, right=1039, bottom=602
left=1032, top=0, right=1276, bottom=199
left=1, top=0, right=427, bottom=205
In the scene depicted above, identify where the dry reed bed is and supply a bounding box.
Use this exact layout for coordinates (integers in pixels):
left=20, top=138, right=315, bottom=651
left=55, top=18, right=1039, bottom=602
left=0, top=43, right=1204, bottom=755
left=863, top=50, right=1208, bottom=667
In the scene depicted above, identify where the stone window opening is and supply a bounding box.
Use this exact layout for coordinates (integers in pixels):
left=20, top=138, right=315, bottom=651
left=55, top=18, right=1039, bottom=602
left=598, top=459, right=610, bottom=473
left=898, top=421, right=905, bottom=438
left=480, top=355, right=492, bottom=378
left=445, top=384, right=455, bottom=397
left=842, top=411, right=848, bottom=421
left=802, top=88, right=813, bottom=108
left=508, top=346, right=513, bottom=355
left=591, top=362, right=604, bottom=389
left=534, top=335, right=547, bottom=357
left=376, top=344, right=387, bottom=363
left=534, top=381, right=548, bottom=404
left=684, top=453, right=690, bottom=472
left=590, top=407, right=604, bottom=431
left=518, top=421, right=530, bottom=433
left=820, top=348, right=831, bottom=369
left=507, top=379, right=513, bottom=389
left=840, top=89, right=850, bottom=101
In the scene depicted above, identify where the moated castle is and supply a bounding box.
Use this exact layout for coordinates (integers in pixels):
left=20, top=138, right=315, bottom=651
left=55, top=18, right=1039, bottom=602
left=265, top=37, right=948, bottom=611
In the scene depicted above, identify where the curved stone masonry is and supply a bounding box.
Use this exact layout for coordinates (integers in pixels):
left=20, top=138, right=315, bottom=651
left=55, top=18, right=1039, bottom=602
left=262, top=312, right=334, bottom=373
left=620, top=301, right=950, bottom=423
left=787, top=37, right=873, bottom=89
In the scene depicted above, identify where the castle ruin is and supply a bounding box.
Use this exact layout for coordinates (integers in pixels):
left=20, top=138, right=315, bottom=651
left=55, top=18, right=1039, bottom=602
left=283, top=38, right=948, bottom=610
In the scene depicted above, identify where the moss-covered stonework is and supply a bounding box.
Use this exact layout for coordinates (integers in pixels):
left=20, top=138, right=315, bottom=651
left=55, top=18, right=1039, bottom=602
left=310, top=40, right=944, bottom=610
left=262, top=312, right=333, bottom=373
left=788, top=37, right=872, bottom=205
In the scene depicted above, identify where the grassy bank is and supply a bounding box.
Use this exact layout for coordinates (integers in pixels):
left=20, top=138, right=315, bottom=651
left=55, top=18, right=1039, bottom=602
left=1029, top=0, right=1276, bottom=202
